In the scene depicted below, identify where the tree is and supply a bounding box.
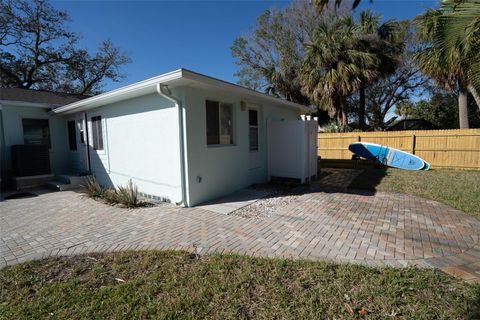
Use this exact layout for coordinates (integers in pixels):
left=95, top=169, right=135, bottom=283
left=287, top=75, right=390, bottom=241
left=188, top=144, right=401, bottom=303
left=313, top=0, right=363, bottom=11
left=415, top=0, right=480, bottom=128
left=231, top=0, right=348, bottom=106
left=396, top=92, right=458, bottom=128
left=395, top=91, right=480, bottom=128
left=356, top=11, right=403, bottom=130
left=361, top=21, right=430, bottom=129
left=0, top=0, right=130, bottom=95
left=300, top=15, right=379, bottom=125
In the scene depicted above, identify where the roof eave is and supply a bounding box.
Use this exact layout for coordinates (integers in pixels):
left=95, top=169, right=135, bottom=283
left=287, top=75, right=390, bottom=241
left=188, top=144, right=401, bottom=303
left=0, top=100, right=59, bottom=109
left=52, top=68, right=311, bottom=115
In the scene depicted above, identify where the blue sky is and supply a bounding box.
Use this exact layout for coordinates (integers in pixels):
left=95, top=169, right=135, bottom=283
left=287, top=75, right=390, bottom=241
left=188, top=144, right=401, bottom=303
left=53, top=0, right=438, bottom=91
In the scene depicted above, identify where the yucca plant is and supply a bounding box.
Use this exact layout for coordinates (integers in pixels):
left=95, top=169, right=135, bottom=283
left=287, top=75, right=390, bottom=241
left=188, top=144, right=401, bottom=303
left=83, top=176, right=105, bottom=198
left=116, top=179, right=140, bottom=208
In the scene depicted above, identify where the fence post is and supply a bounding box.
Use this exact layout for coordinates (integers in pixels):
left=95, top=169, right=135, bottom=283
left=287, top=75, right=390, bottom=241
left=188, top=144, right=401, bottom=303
left=412, top=134, right=416, bottom=154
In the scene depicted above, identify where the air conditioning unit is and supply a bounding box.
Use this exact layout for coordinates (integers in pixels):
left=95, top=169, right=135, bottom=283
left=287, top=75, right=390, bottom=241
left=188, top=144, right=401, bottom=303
left=11, top=145, right=51, bottom=177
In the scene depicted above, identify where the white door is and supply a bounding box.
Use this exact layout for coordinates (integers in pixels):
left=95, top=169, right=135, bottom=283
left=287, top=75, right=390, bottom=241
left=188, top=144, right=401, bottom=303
left=67, top=117, right=88, bottom=173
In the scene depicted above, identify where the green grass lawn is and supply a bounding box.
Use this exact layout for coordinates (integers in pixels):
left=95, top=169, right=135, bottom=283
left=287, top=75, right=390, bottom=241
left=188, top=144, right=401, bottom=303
left=349, top=168, right=480, bottom=219
left=1, top=251, right=479, bottom=319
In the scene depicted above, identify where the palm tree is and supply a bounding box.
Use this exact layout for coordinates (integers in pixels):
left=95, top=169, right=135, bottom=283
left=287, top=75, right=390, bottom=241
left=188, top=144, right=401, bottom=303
left=300, top=16, right=379, bottom=126
left=415, top=0, right=480, bottom=128
left=356, top=11, right=403, bottom=130
left=439, top=0, right=480, bottom=110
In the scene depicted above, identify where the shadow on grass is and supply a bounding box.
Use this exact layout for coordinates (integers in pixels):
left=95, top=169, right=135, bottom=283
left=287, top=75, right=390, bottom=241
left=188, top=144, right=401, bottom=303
left=348, top=167, right=388, bottom=191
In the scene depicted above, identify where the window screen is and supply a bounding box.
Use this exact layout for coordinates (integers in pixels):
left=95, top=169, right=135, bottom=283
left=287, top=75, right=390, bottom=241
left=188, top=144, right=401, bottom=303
left=91, top=116, right=103, bottom=150
left=220, top=103, right=233, bottom=145
left=67, top=121, right=77, bottom=151
left=206, top=100, right=234, bottom=145
left=22, top=118, right=50, bottom=148
left=249, top=109, right=259, bottom=151
left=206, top=100, right=220, bottom=145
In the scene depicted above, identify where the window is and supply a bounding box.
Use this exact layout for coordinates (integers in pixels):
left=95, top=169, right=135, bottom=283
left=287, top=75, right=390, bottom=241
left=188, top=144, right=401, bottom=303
left=91, top=116, right=103, bottom=150
left=78, top=120, right=85, bottom=144
left=22, top=118, right=50, bottom=148
left=206, top=100, right=233, bottom=145
left=67, top=121, right=77, bottom=151
left=249, top=109, right=259, bottom=151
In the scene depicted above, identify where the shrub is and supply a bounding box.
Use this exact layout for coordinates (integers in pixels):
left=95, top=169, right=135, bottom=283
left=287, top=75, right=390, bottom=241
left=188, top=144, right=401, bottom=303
left=116, top=180, right=140, bottom=208
left=319, top=121, right=353, bottom=133
left=83, top=177, right=148, bottom=208
left=84, top=176, right=105, bottom=198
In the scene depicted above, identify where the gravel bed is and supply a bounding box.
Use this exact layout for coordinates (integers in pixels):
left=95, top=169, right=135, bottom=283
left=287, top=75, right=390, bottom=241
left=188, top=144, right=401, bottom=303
left=227, top=169, right=361, bottom=220
left=228, top=192, right=302, bottom=220
left=227, top=181, right=310, bottom=220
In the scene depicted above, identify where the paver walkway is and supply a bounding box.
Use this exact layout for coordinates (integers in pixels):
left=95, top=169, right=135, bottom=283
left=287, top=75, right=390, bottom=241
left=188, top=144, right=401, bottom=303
left=1, top=186, right=480, bottom=283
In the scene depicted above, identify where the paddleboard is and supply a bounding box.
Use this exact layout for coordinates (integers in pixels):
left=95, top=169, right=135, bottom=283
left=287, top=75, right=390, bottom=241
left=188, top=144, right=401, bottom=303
left=348, top=142, right=430, bottom=170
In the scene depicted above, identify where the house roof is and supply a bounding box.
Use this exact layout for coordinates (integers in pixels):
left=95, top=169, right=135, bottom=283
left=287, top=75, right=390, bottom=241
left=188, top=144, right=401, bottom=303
left=0, top=87, right=88, bottom=108
left=51, top=69, right=312, bottom=114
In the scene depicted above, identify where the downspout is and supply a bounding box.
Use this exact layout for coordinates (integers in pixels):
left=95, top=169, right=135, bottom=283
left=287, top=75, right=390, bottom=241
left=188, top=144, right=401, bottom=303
left=84, top=112, right=92, bottom=173
left=0, top=104, right=7, bottom=187
left=156, top=83, right=188, bottom=207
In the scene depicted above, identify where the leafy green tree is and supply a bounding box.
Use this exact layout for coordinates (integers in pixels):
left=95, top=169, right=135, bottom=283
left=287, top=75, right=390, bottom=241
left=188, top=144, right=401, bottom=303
left=395, top=91, right=480, bottom=128
left=361, top=21, right=430, bottom=129
left=0, top=0, right=130, bottom=95
left=313, top=0, right=363, bottom=11
left=232, top=2, right=313, bottom=105
left=415, top=0, right=480, bottom=128
left=397, top=93, right=458, bottom=128
left=231, top=0, right=347, bottom=106
left=301, top=16, right=378, bottom=126
left=356, top=11, right=403, bottom=130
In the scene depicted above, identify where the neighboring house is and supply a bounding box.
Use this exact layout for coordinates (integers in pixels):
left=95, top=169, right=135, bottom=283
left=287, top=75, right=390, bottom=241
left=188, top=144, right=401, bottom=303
left=385, top=119, right=439, bottom=131
left=1, top=69, right=313, bottom=206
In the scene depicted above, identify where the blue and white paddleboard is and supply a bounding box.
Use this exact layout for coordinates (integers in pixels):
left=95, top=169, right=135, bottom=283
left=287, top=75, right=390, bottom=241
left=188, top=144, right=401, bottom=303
left=348, top=142, right=430, bottom=170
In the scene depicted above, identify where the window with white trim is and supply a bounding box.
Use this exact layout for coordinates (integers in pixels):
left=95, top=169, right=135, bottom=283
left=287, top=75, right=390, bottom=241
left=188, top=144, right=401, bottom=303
left=206, top=100, right=233, bottom=145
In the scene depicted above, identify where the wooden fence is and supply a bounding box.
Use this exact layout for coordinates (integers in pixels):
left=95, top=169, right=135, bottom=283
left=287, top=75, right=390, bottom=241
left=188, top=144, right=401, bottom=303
left=317, top=129, right=480, bottom=169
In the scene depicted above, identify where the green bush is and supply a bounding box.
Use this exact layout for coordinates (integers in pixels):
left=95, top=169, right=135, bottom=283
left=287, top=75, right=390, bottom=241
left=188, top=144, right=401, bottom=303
left=319, top=121, right=353, bottom=133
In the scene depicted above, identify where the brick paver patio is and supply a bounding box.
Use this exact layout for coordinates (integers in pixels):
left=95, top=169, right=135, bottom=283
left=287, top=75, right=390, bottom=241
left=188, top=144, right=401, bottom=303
left=1, top=186, right=480, bottom=282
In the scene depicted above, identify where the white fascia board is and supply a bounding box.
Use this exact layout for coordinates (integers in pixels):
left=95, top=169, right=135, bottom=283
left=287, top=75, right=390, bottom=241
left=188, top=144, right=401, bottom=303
left=52, top=68, right=311, bottom=115
left=51, top=69, right=183, bottom=115
left=181, top=70, right=312, bottom=113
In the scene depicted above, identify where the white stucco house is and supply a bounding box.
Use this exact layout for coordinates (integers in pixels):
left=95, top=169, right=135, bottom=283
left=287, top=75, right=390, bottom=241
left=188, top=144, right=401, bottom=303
left=1, top=69, right=315, bottom=206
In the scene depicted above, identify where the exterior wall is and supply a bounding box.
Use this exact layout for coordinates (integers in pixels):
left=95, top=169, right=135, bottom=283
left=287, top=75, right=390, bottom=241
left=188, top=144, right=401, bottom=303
left=71, top=92, right=183, bottom=203
left=183, top=86, right=301, bottom=206
left=0, top=103, right=69, bottom=184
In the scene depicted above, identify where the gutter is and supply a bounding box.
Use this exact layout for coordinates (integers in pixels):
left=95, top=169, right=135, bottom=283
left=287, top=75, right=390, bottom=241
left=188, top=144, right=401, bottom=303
left=84, top=112, right=92, bottom=172
left=156, top=83, right=188, bottom=207
left=0, top=104, right=7, bottom=186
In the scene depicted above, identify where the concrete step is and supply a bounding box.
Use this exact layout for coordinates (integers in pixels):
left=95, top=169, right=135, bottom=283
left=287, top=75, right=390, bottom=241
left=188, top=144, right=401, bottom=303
left=55, top=174, right=92, bottom=188
left=47, top=180, right=78, bottom=191
left=14, top=174, right=55, bottom=190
